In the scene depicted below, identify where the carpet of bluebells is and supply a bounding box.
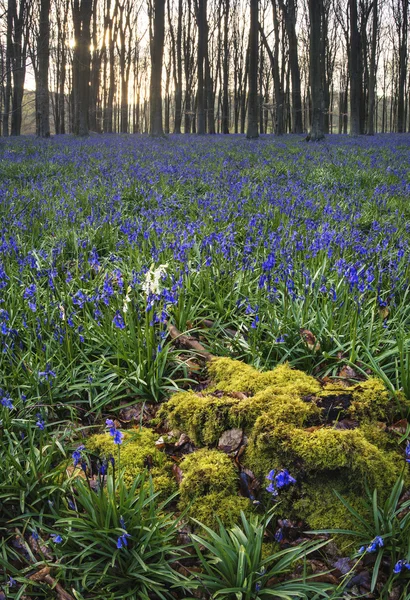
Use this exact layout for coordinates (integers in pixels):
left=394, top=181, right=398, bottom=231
left=1, top=133, right=410, bottom=598
left=1, top=133, right=410, bottom=411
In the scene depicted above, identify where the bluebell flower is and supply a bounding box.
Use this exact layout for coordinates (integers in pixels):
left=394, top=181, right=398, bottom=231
left=274, top=528, right=283, bottom=542
left=266, top=468, right=296, bottom=496
left=38, top=363, right=56, bottom=381
left=359, top=536, right=384, bottom=554
left=106, top=418, right=124, bottom=445
left=36, top=414, right=46, bottom=430
left=117, top=518, right=130, bottom=549
left=113, top=310, right=125, bottom=330
left=1, top=392, right=13, bottom=410
left=72, top=444, right=85, bottom=467
left=405, top=442, right=410, bottom=463
left=393, top=560, right=410, bottom=574
left=117, top=532, right=131, bottom=549
left=51, top=534, right=63, bottom=544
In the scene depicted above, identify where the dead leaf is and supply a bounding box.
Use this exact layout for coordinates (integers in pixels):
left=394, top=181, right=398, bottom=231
left=338, top=365, right=360, bottom=379
left=218, top=429, right=243, bottom=453
left=388, top=419, right=408, bottom=435
left=300, top=328, right=321, bottom=352
left=172, top=463, right=184, bottom=485
left=175, top=433, right=191, bottom=447
left=379, top=306, right=389, bottom=320
left=334, top=419, right=359, bottom=430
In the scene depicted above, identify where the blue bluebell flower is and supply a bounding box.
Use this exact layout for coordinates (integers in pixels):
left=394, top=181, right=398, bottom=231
left=113, top=310, right=125, bottom=329
left=405, top=442, right=410, bottom=463
left=72, top=444, right=85, bottom=467
left=393, top=560, right=410, bottom=574
left=106, top=419, right=124, bottom=445
left=36, top=414, right=46, bottom=430
left=38, top=363, right=56, bottom=381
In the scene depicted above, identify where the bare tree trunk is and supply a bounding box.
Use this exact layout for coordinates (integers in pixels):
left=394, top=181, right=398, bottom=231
left=247, top=0, right=259, bottom=139
left=3, top=1, right=13, bottom=136
left=222, top=0, right=230, bottom=133
left=367, top=0, right=378, bottom=135
left=150, top=0, right=165, bottom=136
left=9, top=0, right=29, bottom=136
left=278, top=0, right=303, bottom=133
left=72, top=0, right=93, bottom=136
left=396, top=0, right=409, bottom=132
left=37, top=0, right=50, bottom=137
left=349, top=0, right=361, bottom=135
left=196, top=0, right=206, bottom=134
left=308, top=0, right=325, bottom=140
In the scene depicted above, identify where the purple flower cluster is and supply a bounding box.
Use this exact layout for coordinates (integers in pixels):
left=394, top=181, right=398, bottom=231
left=106, top=419, right=124, bottom=445
left=358, top=536, right=384, bottom=554
left=393, top=559, right=410, bottom=574
left=266, top=469, right=296, bottom=497
left=117, top=516, right=130, bottom=549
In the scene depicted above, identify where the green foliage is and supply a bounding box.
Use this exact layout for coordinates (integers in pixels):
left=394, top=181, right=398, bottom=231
left=52, top=471, right=188, bottom=600
left=0, top=421, right=68, bottom=523
left=312, top=475, right=410, bottom=598
left=189, top=511, right=334, bottom=599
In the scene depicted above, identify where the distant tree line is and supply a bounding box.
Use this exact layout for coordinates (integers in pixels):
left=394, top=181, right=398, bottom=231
left=0, top=0, right=409, bottom=139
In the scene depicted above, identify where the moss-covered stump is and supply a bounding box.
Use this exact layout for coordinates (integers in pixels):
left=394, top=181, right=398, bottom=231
left=178, top=449, right=253, bottom=528
left=159, top=357, right=409, bottom=536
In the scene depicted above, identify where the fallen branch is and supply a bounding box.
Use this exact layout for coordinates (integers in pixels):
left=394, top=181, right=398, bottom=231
left=29, top=568, right=75, bottom=600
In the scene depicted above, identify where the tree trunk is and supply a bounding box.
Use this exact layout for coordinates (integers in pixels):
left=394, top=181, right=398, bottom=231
left=72, top=0, right=93, bottom=136
left=150, top=0, right=165, bottom=136
left=222, top=0, right=230, bottom=133
left=278, top=0, right=303, bottom=133
left=367, top=0, right=378, bottom=135
left=349, top=0, right=361, bottom=135
left=246, top=0, right=259, bottom=139
left=308, top=0, right=325, bottom=140
left=397, top=0, right=409, bottom=132
left=196, top=0, right=207, bottom=134
left=37, top=0, right=51, bottom=137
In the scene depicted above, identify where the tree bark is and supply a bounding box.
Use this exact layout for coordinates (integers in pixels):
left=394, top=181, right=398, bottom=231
left=72, top=0, right=93, bottom=136
left=246, top=0, right=259, bottom=139
left=150, top=0, right=165, bottom=136
left=37, top=0, right=51, bottom=137
left=222, top=0, right=230, bottom=133
left=308, top=0, right=325, bottom=140
left=278, top=0, right=303, bottom=133
left=349, top=0, right=361, bottom=135
left=196, top=0, right=207, bottom=134
left=367, top=0, right=378, bottom=135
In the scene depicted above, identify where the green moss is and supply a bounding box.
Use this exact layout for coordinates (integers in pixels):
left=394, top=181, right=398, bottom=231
left=179, top=448, right=237, bottom=502
left=208, top=358, right=321, bottom=397
left=230, top=390, right=320, bottom=428
left=189, top=492, right=253, bottom=529
left=158, top=391, right=239, bottom=445
left=177, top=449, right=250, bottom=528
left=246, top=416, right=401, bottom=491
left=348, top=378, right=396, bottom=421
left=293, top=481, right=372, bottom=553
left=86, top=428, right=175, bottom=495
left=160, top=359, right=322, bottom=445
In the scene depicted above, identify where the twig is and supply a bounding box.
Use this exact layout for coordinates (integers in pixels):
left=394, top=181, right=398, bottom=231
left=29, top=567, right=75, bottom=600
